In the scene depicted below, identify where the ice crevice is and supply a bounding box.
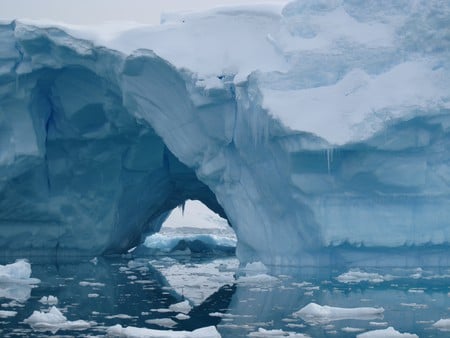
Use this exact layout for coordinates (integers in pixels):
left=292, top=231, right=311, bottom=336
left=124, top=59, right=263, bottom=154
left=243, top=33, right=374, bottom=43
left=1, top=1, right=450, bottom=266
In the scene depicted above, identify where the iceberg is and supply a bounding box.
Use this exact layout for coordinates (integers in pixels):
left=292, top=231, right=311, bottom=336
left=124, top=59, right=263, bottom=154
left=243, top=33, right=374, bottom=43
left=1, top=0, right=450, bottom=266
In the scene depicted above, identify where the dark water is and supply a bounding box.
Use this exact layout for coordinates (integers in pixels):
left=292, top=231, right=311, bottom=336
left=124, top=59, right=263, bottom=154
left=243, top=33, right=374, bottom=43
left=1, top=254, right=450, bottom=337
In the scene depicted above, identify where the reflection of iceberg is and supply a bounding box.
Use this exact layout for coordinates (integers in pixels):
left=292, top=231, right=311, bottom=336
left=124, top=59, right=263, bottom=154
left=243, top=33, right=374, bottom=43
left=150, top=258, right=238, bottom=306
left=0, top=260, right=40, bottom=302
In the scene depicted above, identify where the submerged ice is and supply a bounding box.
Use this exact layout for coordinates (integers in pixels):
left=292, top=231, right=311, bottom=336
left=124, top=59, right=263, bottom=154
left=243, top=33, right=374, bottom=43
left=1, top=0, right=450, bottom=266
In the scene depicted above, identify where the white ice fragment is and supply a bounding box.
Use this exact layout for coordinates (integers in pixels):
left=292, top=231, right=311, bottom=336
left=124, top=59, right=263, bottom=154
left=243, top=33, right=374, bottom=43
left=294, top=303, right=384, bottom=324
left=106, top=324, right=221, bottom=337
left=342, top=327, right=365, bottom=333
left=106, top=314, right=137, bottom=319
left=38, top=296, right=58, bottom=305
left=336, top=270, right=391, bottom=284
left=248, top=328, right=309, bottom=337
left=0, top=310, right=17, bottom=318
left=175, top=313, right=190, bottom=320
left=433, top=318, right=450, bottom=331
left=88, top=293, right=99, bottom=298
left=357, top=326, right=418, bottom=337
left=145, top=318, right=177, bottom=328
left=24, top=306, right=92, bottom=333
left=79, top=281, right=105, bottom=287
left=169, top=300, right=192, bottom=314
left=0, top=260, right=40, bottom=285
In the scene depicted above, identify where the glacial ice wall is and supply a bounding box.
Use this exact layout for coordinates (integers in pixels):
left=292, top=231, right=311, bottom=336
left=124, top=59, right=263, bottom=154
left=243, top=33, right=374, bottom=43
left=1, top=0, right=450, bottom=265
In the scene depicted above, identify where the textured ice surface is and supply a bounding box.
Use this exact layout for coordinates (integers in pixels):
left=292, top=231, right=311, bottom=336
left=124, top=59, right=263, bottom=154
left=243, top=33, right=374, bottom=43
left=24, top=306, right=92, bottom=333
left=1, top=0, right=450, bottom=266
left=293, top=303, right=384, bottom=324
left=107, top=324, right=221, bottom=338
left=357, top=326, right=418, bottom=338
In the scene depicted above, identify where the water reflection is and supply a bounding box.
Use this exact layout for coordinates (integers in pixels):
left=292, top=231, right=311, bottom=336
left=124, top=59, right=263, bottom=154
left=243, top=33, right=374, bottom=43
left=1, top=256, right=450, bottom=337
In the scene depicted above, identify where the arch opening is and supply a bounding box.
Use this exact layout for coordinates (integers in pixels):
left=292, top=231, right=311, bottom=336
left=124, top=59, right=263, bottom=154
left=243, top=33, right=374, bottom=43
left=139, top=199, right=236, bottom=257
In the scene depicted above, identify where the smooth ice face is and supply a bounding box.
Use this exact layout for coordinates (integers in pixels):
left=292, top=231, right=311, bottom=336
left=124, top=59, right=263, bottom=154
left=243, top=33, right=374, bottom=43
left=1, top=0, right=450, bottom=266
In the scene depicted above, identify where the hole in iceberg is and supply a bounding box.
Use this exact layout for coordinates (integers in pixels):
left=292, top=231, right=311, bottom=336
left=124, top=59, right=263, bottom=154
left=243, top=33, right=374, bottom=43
left=140, top=200, right=236, bottom=257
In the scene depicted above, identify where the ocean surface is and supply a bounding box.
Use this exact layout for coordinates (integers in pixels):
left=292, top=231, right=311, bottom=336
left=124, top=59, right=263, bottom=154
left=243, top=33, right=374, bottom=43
left=2, top=252, right=450, bottom=337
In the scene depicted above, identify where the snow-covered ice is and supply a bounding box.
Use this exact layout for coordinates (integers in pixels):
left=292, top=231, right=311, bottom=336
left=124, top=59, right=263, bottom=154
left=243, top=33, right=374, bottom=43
left=433, top=318, right=450, bottom=331
left=357, top=326, right=418, bottom=338
left=24, top=306, right=93, bottom=333
left=38, top=295, right=58, bottom=305
left=0, top=310, right=17, bottom=318
left=107, top=324, right=221, bottom=338
left=0, top=260, right=40, bottom=285
left=293, top=303, right=384, bottom=324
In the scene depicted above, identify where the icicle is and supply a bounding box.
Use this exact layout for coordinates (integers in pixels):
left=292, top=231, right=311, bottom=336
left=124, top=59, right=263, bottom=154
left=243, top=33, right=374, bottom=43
left=181, top=200, right=186, bottom=215
left=326, top=148, right=334, bottom=174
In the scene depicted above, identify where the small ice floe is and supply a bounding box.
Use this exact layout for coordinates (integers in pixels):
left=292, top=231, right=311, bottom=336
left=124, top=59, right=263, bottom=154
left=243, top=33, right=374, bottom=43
left=336, top=269, right=391, bottom=284
left=38, top=296, right=58, bottom=305
left=106, top=314, right=137, bottom=319
left=24, top=306, right=93, bottom=333
left=400, top=303, right=427, bottom=309
left=106, top=324, right=221, bottom=337
left=433, top=318, right=450, bottom=331
left=293, top=303, right=384, bottom=324
left=357, top=326, right=418, bottom=337
left=0, top=260, right=40, bottom=285
left=169, top=300, right=192, bottom=314
left=0, top=260, right=40, bottom=302
left=0, top=310, right=17, bottom=318
left=145, top=318, right=177, bottom=328
left=175, top=313, right=190, bottom=320
left=342, top=327, right=365, bottom=333
left=248, top=328, right=309, bottom=337
left=236, top=263, right=278, bottom=287
left=88, top=293, right=99, bottom=298
left=79, top=281, right=105, bottom=287
left=369, top=321, right=388, bottom=327
left=407, top=288, right=425, bottom=293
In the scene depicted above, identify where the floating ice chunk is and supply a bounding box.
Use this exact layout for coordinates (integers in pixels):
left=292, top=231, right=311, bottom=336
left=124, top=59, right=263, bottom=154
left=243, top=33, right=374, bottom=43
left=24, top=306, right=92, bottom=333
left=106, top=324, right=221, bottom=337
left=433, top=318, right=450, bottom=331
left=88, top=293, right=99, bottom=298
left=169, top=300, right=192, bottom=314
left=369, top=322, right=388, bottom=327
left=236, top=273, right=279, bottom=287
left=357, top=326, right=418, bottom=338
left=38, top=296, right=58, bottom=305
left=0, top=310, right=17, bottom=318
left=106, top=314, right=137, bottom=319
left=336, top=270, right=392, bottom=284
left=175, top=313, right=190, bottom=320
left=145, top=318, right=177, bottom=328
left=342, top=327, right=365, bottom=333
left=0, top=260, right=40, bottom=285
left=248, top=328, right=309, bottom=337
left=79, top=281, right=105, bottom=287
left=294, top=303, right=384, bottom=324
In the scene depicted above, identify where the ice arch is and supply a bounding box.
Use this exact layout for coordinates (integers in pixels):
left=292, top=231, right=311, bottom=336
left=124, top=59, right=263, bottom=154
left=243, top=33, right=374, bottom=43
left=2, top=15, right=450, bottom=267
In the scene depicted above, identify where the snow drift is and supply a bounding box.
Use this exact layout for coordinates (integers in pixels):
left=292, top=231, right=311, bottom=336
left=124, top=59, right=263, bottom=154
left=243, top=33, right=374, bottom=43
left=0, top=0, right=449, bottom=266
